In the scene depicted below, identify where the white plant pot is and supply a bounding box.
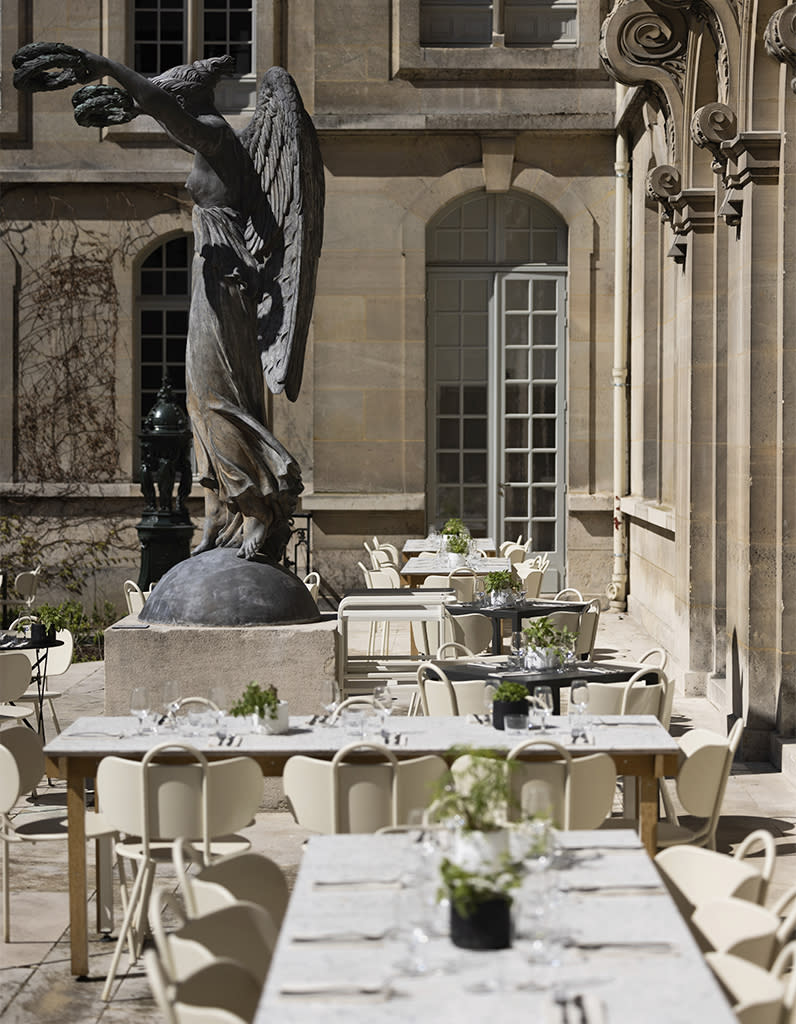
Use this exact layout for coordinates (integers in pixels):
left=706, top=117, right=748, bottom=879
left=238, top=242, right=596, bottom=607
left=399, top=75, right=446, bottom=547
left=489, top=589, right=515, bottom=608
left=524, top=648, right=562, bottom=671
left=448, top=552, right=466, bottom=568
left=251, top=701, right=289, bottom=735
left=451, top=829, right=510, bottom=871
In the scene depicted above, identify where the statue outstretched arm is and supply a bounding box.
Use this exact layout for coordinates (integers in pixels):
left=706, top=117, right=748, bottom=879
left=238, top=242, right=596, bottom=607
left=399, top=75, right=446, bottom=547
left=13, top=43, right=221, bottom=153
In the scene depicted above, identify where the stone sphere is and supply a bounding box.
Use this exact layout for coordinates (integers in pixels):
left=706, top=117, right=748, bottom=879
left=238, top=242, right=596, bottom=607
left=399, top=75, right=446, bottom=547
left=140, top=547, right=320, bottom=626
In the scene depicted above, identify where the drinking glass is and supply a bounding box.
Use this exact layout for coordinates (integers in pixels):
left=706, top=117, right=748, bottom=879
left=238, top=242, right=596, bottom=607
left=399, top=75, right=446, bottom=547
left=372, top=684, right=393, bottom=737
left=569, top=679, right=589, bottom=742
left=130, top=686, right=151, bottom=734
left=161, top=679, right=180, bottom=728
left=533, top=686, right=554, bottom=732
left=320, top=678, right=339, bottom=721
left=510, top=631, right=527, bottom=667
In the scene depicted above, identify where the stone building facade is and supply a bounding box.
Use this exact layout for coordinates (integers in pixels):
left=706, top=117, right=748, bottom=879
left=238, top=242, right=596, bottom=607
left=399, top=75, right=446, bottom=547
left=0, top=0, right=619, bottom=604
left=600, top=0, right=796, bottom=767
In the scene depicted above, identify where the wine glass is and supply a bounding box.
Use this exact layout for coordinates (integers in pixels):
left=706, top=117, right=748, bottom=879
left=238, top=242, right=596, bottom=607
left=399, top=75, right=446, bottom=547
left=510, top=631, right=527, bottom=667
left=161, top=679, right=180, bottom=728
left=320, top=678, right=339, bottom=722
left=372, top=684, right=393, bottom=737
left=533, top=685, right=554, bottom=732
left=569, top=679, right=590, bottom=743
left=130, top=686, right=150, bottom=734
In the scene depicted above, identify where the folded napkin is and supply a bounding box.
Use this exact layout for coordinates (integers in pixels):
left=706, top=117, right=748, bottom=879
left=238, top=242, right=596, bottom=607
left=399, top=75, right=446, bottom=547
left=291, top=927, right=387, bottom=943
left=279, top=980, right=392, bottom=998
left=313, top=876, right=402, bottom=889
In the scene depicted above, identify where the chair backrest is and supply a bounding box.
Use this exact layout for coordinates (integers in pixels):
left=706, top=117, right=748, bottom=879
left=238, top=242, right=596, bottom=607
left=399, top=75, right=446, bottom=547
left=503, top=544, right=526, bottom=565
left=46, top=628, right=74, bottom=678
left=0, top=726, right=45, bottom=812
left=373, top=539, right=401, bottom=564
left=283, top=742, right=448, bottom=833
left=575, top=599, right=601, bottom=658
left=410, top=609, right=454, bottom=658
left=546, top=610, right=582, bottom=636
left=0, top=653, right=33, bottom=703
left=584, top=666, right=670, bottom=722
left=705, top=950, right=786, bottom=1024
left=448, top=612, right=493, bottom=657
left=369, top=548, right=397, bottom=570
left=302, top=571, right=321, bottom=600
left=446, top=568, right=476, bottom=603
left=124, top=579, right=146, bottom=615
left=655, top=845, right=771, bottom=919
left=150, top=886, right=277, bottom=988
left=555, top=588, right=583, bottom=601
left=514, top=564, right=544, bottom=597
left=674, top=718, right=744, bottom=848
left=639, top=647, right=668, bottom=670
left=13, top=567, right=41, bottom=606
left=416, top=662, right=486, bottom=716
left=507, top=738, right=617, bottom=829
left=173, top=838, right=289, bottom=925
left=691, top=897, right=780, bottom=966
left=96, top=742, right=263, bottom=862
left=144, top=949, right=260, bottom=1024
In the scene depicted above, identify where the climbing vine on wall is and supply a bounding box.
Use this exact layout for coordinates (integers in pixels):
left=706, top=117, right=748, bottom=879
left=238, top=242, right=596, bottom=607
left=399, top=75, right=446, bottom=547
left=0, top=193, right=183, bottom=592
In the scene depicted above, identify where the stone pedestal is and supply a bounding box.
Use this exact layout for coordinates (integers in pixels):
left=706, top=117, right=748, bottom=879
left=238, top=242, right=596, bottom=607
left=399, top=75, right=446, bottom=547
left=104, top=616, right=338, bottom=808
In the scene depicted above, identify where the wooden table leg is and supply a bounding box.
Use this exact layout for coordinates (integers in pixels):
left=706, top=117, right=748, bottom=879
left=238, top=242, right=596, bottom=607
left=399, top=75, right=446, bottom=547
left=638, top=771, right=659, bottom=857
left=66, top=765, right=89, bottom=977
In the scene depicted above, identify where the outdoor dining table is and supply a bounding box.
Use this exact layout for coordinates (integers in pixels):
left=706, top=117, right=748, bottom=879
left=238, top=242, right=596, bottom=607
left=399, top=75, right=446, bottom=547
left=447, top=598, right=589, bottom=655
left=401, top=537, right=497, bottom=557
left=44, top=713, right=678, bottom=977
left=436, top=658, right=658, bottom=715
left=401, top=556, right=511, bottom=587
left=256, top=830, right=736, bottom=1024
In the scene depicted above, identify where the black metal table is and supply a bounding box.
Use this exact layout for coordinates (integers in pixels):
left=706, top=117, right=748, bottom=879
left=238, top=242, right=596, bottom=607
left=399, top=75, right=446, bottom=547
left=446, top=599, right=589, bottom=655
left=436, top=658, right=657, bottom=714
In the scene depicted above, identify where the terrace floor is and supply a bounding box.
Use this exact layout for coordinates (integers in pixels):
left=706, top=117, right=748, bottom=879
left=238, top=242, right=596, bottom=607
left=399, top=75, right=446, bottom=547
left=1, top=607, right=794, bottom=1023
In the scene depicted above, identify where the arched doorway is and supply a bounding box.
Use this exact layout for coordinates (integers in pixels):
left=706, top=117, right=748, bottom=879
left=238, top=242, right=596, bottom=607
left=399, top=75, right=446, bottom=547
left=426, top=190, right=568, bottom=579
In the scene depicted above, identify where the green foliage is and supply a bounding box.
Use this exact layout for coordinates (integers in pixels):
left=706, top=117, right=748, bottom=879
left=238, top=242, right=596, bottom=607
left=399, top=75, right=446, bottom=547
left=445, top=533, right=469, bottom=555
left=35, top=599, right=117, bottom=662
left=442, top=517, right=469, bottom=538
left=431, top=749, right=514, bottom=832
left=523, top=616, right=576, bottom=659
left=439, top=855, right=522, bottom=918
left=229, top=681, right=280, bottom=720
left=492, top=680, right=529, bottom=704
left=484, top=569, right=521, bottom=593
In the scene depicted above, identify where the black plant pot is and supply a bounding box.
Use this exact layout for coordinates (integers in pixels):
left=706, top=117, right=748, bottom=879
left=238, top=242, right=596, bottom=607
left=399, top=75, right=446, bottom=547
left=30, top=622, right=46, bottom=645
left=492, top=698, right=528, bottom=730
left=450, top=897, right=512, bottom=950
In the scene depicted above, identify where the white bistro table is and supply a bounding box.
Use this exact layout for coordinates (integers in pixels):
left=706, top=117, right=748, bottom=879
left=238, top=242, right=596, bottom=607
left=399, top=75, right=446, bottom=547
left=401, top=556, right=511, bottom=587
left=257, top=831, right=737, bottom=1024
left=402, top=537, right=497, bottom=556
left=44, top=713, right=678, bottom=977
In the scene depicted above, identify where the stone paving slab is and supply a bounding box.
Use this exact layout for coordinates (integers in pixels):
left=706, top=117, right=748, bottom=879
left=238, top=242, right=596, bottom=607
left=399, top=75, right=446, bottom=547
left=1, top=608, right=794, bottom=1022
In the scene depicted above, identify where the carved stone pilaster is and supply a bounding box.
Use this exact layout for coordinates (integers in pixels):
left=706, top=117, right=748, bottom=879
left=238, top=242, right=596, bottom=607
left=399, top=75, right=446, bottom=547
left=765, top=4, right=796, bottom=93
left=646, top=163, right=682, bottom=222
left=690, top=102, right=738, bottom=174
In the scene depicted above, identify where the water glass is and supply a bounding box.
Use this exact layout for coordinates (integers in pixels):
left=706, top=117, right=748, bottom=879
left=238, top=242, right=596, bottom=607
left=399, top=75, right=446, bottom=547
left=533, top=686, right=554, bottom=732
left=504, top=713, right=529, bottom=737
left=341, top=709, right=364, bottom=738
left=130, top=685, right=152, bottom=734
left=510, top=631, right=527, bottom=667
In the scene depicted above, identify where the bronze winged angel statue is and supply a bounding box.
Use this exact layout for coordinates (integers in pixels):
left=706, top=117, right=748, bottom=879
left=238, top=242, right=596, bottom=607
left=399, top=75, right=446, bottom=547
left=14, top=43, right=324, bottom=564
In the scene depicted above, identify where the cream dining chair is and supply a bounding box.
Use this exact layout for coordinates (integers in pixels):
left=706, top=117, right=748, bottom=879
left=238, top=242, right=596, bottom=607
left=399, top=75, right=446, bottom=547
left=0, top=726, right=117, bottom=941
left=705, top=943, right=796, bottom=1024
left=124, top=579, right=146, bottom=615
left=690, top=892, right=796, bottom=969
left=0, top=653, right=36, bottom=726
left=506, top=738, right=617, bottom=830
left=17, top=626, right=74, bottom=734
left=654, top=828, right=777, bottom=920
left=96, top=741, right=263, bottom=1002
left=283, top=741, right=448, bottom=833
left=415, top=662, right=487, bottom=717
left=144, top=949, right=261, bottom=1024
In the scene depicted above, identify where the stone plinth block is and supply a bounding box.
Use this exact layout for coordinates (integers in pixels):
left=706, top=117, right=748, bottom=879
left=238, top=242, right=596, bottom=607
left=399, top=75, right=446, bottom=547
left=140, top=547, right=321, bottom=627
left=104, top=617, right=338, bottom=718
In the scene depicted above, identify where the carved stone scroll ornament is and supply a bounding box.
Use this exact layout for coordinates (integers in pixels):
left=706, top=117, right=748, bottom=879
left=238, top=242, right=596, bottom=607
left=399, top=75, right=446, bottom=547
left=646, top=163, right=682, bottom=222
left=690, top=102, right=738, bottom=173
left=765, top=4, right=796, bottom=93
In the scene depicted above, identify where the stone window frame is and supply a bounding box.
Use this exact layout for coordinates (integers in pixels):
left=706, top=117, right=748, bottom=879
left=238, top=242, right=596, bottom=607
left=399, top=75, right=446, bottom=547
left=0, top=0, right=25, bottom=141
left=419, top=0, right=577, bottom=50
left=101, top=0, right=280, bottom=139
left=392, top=0, right=602, bottom=80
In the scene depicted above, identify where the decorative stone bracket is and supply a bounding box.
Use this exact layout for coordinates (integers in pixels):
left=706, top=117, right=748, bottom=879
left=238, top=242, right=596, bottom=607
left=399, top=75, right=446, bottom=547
left=765, top=4, right=796, bottom=93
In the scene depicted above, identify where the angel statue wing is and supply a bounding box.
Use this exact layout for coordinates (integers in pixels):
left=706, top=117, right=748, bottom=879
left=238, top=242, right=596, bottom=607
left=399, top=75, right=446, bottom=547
left=241, top=67, right=325, bottom=403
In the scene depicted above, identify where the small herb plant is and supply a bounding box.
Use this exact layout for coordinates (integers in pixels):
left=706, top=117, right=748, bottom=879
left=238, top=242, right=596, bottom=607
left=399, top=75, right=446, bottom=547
left=430, top=748, right=514, bottom=832
left=492, top=680, right=529, bottom=704
left=484, top=569, right=521, bottom=593
left=523, top=616, right=576, bottom=660
left=442, top=517, right=469, bottom=538
left=446, top=533, right=469, bottom=555
left=439, top=854, right=523, bottom=918
left=229, top=681, right=280, bottom=720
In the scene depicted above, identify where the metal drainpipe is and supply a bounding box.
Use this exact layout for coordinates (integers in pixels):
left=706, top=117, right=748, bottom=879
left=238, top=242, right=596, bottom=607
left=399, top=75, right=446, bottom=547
left=609, top=88, right=630, bottom=610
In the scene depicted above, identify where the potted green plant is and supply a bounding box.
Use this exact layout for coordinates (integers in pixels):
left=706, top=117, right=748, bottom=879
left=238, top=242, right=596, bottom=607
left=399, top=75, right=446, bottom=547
left=522, top=616, right=577, bottom=670
left=229, top=681, right=289, bottom=734
left=442, top=516, right=469, bottom=539
left=483, top=569, right=522, bottom=607
left=490, top=679, right=530, bottom=730
left=445, top=531, right=469, bottom=567
left=439, top=854, right=522, bottom=950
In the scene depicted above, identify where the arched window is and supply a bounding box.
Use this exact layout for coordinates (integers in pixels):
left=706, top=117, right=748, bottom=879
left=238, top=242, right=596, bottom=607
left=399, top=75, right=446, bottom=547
left=138, top=234, right=192, bottom=426
left=426, top=190, right=568, bottom=578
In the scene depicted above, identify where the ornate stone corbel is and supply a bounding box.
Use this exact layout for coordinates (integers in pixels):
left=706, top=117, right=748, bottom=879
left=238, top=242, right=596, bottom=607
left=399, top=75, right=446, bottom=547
left=646, top=163, right=682, bottom=222
left=690, top=102, right=738, bottom=174
left=765, top=4, right=796, bottom=93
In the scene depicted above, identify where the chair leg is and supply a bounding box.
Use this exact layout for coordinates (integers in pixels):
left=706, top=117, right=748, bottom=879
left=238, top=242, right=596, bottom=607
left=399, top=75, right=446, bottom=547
left=101, top=859, right=149, bottom=1002
left=48, top=698, right=61, bottom=735
left=2, top=834, right=9, bottom=943
left=94, top=836, right=114, bottom=934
